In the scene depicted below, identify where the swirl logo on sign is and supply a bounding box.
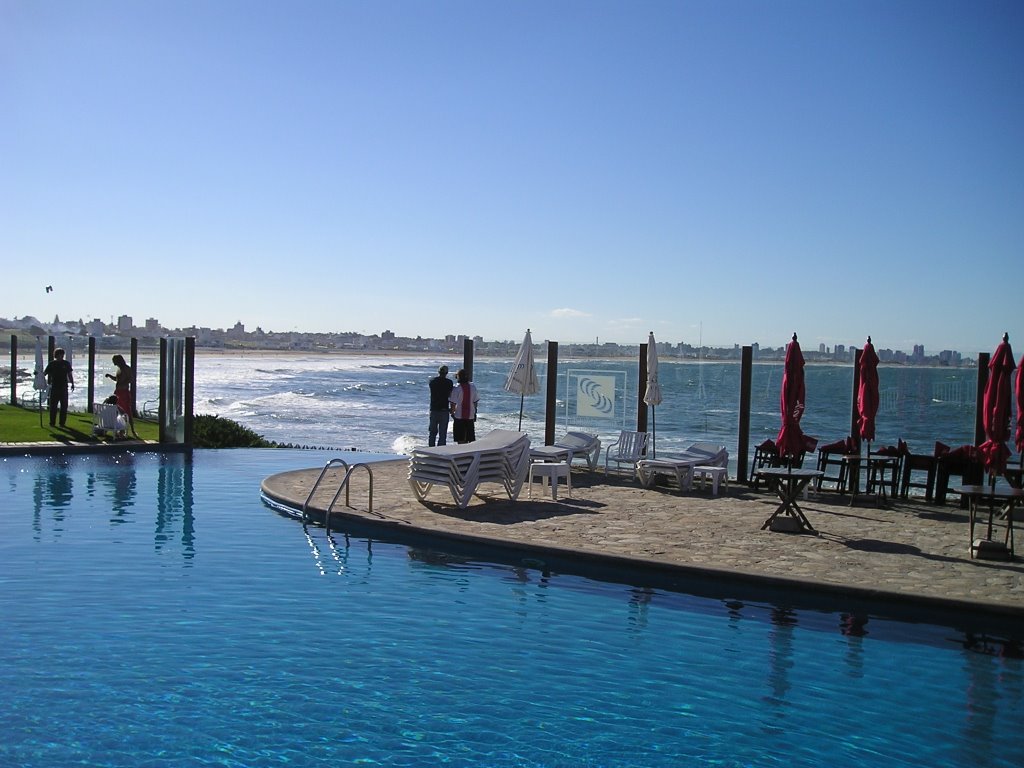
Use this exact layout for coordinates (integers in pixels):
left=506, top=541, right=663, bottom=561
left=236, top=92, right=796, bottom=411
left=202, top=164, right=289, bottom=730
left=576, top=375, right=616, bottom=418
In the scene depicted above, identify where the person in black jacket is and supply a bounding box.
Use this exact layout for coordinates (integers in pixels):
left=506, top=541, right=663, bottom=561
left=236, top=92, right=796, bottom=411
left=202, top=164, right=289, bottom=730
left=428, top=365, right=454, bottom=446
left=43, top=347, right=75, bottom=427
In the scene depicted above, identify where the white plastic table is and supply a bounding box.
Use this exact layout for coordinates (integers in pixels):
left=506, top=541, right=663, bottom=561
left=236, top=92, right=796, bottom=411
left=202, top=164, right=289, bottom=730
left=529, top=461, right=571, bottom=500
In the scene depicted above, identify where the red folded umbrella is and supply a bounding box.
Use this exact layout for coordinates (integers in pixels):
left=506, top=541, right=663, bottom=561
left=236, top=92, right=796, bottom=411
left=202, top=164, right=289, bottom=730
left=857, top=337, right=880, bottom=444
left=776, top=334, right=807, bottom=460
left=978, top=335, right=1016, bottom=477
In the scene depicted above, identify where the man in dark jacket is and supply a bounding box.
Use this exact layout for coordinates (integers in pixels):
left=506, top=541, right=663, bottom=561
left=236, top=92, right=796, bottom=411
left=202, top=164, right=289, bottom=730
left=428, top=365, right=454, bottom=446
left=43, top=347, right=75, bottom=428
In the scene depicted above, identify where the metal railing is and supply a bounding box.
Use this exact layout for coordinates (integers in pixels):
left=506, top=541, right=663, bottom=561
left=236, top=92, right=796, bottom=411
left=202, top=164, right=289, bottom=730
left=301, top=458, right=374, bottom=533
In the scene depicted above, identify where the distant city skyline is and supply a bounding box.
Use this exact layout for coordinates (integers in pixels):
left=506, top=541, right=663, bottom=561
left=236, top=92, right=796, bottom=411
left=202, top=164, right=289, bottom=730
left=0, top=312, right=975, bottom=363
left=3, top=2, right=1022, bottom=355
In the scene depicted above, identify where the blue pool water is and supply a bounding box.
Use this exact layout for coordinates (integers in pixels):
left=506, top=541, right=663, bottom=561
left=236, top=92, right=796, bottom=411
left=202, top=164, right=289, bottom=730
left=2, top=449, right=1022, bottom=767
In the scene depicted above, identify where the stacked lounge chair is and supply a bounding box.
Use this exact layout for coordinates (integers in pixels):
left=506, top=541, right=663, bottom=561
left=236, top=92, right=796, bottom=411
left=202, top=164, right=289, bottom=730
left=408, top=429, right=532, bottom=508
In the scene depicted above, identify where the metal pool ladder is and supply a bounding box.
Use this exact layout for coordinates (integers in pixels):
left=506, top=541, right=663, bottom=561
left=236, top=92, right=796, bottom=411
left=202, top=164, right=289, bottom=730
left=301, top=458, right=375, bottom=533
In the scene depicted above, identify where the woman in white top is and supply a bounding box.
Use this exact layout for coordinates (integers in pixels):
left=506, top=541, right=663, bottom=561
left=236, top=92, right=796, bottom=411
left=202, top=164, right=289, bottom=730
left=449, top=369, right=480, bottom=444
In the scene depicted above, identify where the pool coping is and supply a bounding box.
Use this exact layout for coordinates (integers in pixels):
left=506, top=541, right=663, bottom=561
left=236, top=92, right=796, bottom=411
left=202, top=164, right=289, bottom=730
left=261, top=460, right=1024, bottom=629
left=0, top=440, right=188, bottom=457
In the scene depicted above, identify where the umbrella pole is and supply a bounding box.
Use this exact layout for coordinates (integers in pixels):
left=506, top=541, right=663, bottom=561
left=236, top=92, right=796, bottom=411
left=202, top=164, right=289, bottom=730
left=652, top=407, right=656, bottom=459
left=518, top=394, right=524, bottom=431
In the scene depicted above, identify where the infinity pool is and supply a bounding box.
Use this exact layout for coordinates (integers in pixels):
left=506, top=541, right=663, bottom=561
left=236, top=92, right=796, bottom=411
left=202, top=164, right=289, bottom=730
left=2, top=449, right=1021, bottom=767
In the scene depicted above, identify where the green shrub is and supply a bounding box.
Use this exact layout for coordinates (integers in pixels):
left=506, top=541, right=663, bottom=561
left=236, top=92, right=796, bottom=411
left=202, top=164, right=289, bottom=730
left=192, top=414, right=277, bottom=448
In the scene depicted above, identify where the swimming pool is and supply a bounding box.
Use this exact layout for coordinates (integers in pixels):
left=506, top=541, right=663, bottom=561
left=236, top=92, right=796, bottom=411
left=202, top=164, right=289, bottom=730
left=2, top=449, right=1021, bottom=767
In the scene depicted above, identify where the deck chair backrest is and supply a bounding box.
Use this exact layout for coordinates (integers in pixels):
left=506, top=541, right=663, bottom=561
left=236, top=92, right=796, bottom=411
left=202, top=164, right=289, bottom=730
left=558, top=432, right=597, bottom=451
left=604, top=430, right=649, bottom=478
left=616, top=430, right=648, bottom=459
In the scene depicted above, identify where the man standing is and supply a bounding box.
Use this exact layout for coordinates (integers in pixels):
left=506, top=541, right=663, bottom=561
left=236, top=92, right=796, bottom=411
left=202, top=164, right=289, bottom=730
left=449, top=368, right=480, bottom=445
left=428, top=365, right=454, bottom=446
left=43, top=347, right=75, bottom=428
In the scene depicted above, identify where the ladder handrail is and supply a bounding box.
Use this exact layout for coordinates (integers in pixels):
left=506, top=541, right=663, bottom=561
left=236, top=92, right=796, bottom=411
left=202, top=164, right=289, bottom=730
left=326, top=463, right=374, bottom=534
left=302, top=458, right=350, bottom=521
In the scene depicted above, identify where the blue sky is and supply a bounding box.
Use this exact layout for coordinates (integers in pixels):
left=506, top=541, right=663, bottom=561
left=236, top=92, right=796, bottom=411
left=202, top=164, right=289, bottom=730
left=3, top=0, right=1022, bottom=355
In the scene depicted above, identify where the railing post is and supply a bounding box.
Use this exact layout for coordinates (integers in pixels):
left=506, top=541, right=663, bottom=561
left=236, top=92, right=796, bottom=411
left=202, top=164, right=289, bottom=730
left=184, top=337, right=195, bottom=448
left=738, top=345, right=752, bottom=484
left=158, top=338, right=167, bottom=444
left=637, top=343, right=648, bottom=432
left=87, top=336, right=96, bottom=413
left=975, top=352, right=989, bottom=446
left=9, top=335, right=17, bottom=405
left=852, top=347, right=863, bottom=443
left=544, top=341, right=558, bottom=445
left=130, top=337, right=139, bottom=418
left=463, top=338, right=474, bottom=383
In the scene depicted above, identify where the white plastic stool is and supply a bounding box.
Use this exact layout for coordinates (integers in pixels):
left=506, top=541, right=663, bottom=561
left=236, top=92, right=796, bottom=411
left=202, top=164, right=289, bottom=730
left=529, top=461, right=571, bottom=500
left=692, top=466, right=729, bottom=496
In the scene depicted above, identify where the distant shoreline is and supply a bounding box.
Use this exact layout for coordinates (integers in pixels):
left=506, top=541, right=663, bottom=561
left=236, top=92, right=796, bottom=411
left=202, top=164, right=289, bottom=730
left=5, top=345, right=974, bottom=370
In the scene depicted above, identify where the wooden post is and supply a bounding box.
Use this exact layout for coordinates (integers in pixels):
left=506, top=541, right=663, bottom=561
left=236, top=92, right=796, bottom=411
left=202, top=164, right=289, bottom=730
left=9, top=335, right=16, bottom=405
left=87, top=336, right=96, bottom=413
left=851, top=347, right=862, bottom=443
left=975, top=352, right=989, bottom=446
left=130, top=337, right=139, bottom=417
left=184, top=337, right=195, bottom=449
left=637, top=343, right=648, bottom=432
left=544, top=341, right=558, bottom=446
left=738, top=345, right=752, bottom=484
left=158, top=338, right=167, bottom=444
left=462, top=338, right=474, bottom=383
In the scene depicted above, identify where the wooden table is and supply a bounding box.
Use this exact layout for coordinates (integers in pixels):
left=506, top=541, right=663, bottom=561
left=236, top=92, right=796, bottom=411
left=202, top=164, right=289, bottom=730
left=757, top=468, right=823, bottom=534
left=954, top=485, right=1024, bottom=560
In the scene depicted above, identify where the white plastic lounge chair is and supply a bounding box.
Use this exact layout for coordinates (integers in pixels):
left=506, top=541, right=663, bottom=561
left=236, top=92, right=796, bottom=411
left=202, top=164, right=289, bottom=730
left=408, top=429, right=532, bottom=508
left=604, top=430, right=649, bottom=479
left=674, top=441, right=729, bottom=468
left=529, top=431, right=602, bottom=471
left=635, top=443, right=728, bottom=492
left=637, top=456, right=699, bottom=490
left=92, top=403, right=127, bottom=438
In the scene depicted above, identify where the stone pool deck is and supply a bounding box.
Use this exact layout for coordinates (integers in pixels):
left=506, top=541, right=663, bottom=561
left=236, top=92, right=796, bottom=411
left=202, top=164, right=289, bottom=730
left=262, top=460, right=1024, bottom=620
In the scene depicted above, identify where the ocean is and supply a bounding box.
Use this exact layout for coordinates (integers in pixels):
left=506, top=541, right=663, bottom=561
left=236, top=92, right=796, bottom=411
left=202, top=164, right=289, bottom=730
left=13, top=350, right=999, bottom=474
left=132, top=353, right=997, bottom=468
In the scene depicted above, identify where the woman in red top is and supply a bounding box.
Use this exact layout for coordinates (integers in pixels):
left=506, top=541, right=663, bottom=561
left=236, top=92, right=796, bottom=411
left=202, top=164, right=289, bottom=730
left=105, top=354, right=138, bottom=438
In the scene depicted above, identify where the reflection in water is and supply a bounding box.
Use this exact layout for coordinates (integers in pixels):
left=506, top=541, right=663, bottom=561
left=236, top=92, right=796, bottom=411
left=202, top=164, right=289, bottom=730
left=764, top=607, right=797, bottom=733
left=962, top=645, right=1000, bottom=768
left=303, top=527, right=374, bottom=580
left=32, top=457, right=74, bottom=539
left=155, top=454, right=195, bottom=562
left=84, top=454, right=138, bottom=524
left=627, top=586, right=654, bottom=632
left=840, top=612, right=869, bottom=680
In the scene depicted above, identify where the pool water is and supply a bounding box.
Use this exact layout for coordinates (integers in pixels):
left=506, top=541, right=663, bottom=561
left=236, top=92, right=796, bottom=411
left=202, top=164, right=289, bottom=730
left=2, top=449, right=1022, bottom=767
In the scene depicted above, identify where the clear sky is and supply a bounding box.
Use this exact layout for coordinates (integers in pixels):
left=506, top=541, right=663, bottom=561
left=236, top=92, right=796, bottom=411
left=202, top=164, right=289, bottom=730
left=3, top=0, right=1022, bottom=356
